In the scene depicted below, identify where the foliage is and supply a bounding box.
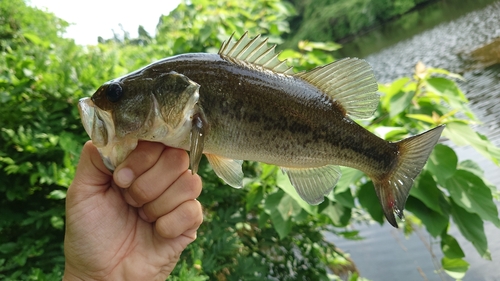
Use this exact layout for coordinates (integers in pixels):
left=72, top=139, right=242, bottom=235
left=0, top=0, right=122, bottom=279
left=284, top=0, right=430, bottom=47
left=1, top=0, right=499, bottom=280
left=104, top=0, right=295, bottom=72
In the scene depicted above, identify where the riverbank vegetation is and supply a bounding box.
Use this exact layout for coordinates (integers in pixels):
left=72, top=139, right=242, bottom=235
left=1, top=0, right=499, bottom=280
left=285, top=0, right=433, bottom=46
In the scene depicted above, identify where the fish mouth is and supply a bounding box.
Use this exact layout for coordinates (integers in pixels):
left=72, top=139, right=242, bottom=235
left=78, top=97, right=120, bottom=171
left=78, top=98, right=96, bottom=139
left=78, top=97, right=115, bottom=147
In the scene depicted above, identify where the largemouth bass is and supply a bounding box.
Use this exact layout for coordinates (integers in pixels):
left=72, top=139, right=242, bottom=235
left=78, top=32, right=444, bottom=227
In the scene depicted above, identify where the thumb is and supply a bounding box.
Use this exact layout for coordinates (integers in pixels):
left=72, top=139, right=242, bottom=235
left=69, top=141, right=113, bottom=198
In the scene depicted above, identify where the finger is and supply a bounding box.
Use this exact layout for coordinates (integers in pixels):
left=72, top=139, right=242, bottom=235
left=139, top=171, right=202, bottom=222
left=155, top=199, right=203, bottom=239
left=113, top=141, right=165, bottom=188
left=124, top=147, right=190, bottom=206
left=69, top=141, right=112, bottom=198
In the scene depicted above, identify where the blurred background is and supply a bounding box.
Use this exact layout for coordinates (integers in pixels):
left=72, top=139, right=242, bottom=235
left=1, top=0, right=500, bottom=280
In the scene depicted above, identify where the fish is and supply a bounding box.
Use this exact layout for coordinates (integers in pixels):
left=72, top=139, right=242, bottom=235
left=78, top=32, right=445, bottom=227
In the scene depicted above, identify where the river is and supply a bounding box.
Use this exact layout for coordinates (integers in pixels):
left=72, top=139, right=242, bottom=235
left=331, top=0, right=500, bottom=280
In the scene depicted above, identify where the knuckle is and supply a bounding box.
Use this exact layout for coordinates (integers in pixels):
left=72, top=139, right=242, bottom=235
left=192, top=201, right=204, bottom=226
left=142, top=201, right=158, bottom=220
left=183, top=200, right=203, bottom=226
left=135, top=147, right=160, bottom=166
left=155, top=201, right=203, bottom=239
left=164, top=148, right=189, bottom=171
left=182, top=174, right=202, bottom=199
left=156, top=217, right=175, bottom=238
left=130, top=181, right=151, bottom=204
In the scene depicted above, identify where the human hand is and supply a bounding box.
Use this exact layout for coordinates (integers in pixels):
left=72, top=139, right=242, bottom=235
left=63, top=141, right=203, bottom=281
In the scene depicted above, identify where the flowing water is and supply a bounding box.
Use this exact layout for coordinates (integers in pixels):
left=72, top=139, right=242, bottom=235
left=330, top=0, right=500, bottom=280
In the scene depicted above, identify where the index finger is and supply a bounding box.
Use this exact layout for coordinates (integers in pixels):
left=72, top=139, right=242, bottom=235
left=113, top=141, right=166, bottom=188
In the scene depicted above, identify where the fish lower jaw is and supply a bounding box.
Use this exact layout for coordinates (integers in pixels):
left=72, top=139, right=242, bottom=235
left=97, top=137, right=139, bottom=171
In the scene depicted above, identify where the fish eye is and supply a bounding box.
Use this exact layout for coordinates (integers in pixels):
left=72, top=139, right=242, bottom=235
left=106, top=83, right=123, bottom=102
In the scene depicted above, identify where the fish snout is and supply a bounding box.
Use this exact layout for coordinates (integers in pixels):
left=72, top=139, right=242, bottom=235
left=78, top=98, right=95, bottom=138
left=78, top=97, right=110, bottom=147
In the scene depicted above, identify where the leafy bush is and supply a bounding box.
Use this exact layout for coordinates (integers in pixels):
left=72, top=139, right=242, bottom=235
left=0, top=1, right=121, bottom=279
left=1, top=0, right=498, bottom=280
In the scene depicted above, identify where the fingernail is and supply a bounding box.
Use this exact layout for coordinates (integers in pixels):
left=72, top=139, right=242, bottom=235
left=116, top=167, right=134, bottom=187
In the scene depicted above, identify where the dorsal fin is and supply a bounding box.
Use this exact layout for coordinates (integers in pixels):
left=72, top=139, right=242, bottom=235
left=218, top=32, right=294, bottom=75
left=295, top=58, right=379, bottom=119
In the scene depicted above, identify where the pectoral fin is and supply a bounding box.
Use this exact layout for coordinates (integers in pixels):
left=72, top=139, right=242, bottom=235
left=281, top=165, right=342, bottom=205
left=206, top=154, right=244, bottom=188
left=189, top=111, right=208, bottom=174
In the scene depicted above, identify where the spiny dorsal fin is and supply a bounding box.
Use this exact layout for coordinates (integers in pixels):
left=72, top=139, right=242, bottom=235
left=219, top=32, right=294, bottom=75
left=295, top=58, right=379, bottom=119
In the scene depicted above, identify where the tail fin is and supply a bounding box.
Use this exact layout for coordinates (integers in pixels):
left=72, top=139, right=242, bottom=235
left=373, top=125, right=445, bottom=227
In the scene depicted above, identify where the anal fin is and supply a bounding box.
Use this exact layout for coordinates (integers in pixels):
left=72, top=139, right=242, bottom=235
left=206, top=154, right=244, bottom=188
left=281, top=165, right=342, bottom=205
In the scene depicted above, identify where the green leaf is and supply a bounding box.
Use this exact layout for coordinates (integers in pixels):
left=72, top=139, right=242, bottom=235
left=426, top=144, right=457, bottom=186
left=426, top=77, right=471, bottom=116
left=47, top=190, right=66, bottom=200
left=298, top=40, right=341, bottom=52
left=444, top=121, right=500, bottom=165
left=50, top=216, right=64, bottom=230
left=23, top=32, right=44, bottom=46
left=441, top=234, right=465, bottom=259
left=445, top=170, right=500, bottom=227
left=277, top=193, right=303, bottom=221
left=269, top=209, right=293, bottom=239
left=405, top=114, right=436, bottom=125
left=357, top=181, right=384, bottom=224
left=333, top=188, right=355, bottom=209
left=276, top=170, right=318, bottom=215
left=373, top=126, right=408, bottom=140
left=441, top=257, right=469, bottom=280
left=59, top=132, right=81, bottom=155
left=333, top=167, right=364, bottom=194
left=264, top=191, right=283, bottom=213
left=257, top=211, right=270, bottom=229
left=321, top=200, right=351, bottom=227
left=427, top=68, right=464, bottom=81
left=379, top=77, right=410, bottom=108
left=245, top=183, right=264, bottom=211
left=337, top=230, right=362, bottom=240
left=410, top=170, right=444, bottom=215
left=279, top=49, right=302, bottom=60
left=389, top=89, right=414, bottom=118
left=457, top=159, right=484, bottom=178
left=264, top=191, right=293, bottom=239
left=405, top=197, right=448, bottom=237
left=0, top=242, right=17, bottom=254
left=426, top=77, right=466, bottom=100
left=450, top=200, right=491, bottom=260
